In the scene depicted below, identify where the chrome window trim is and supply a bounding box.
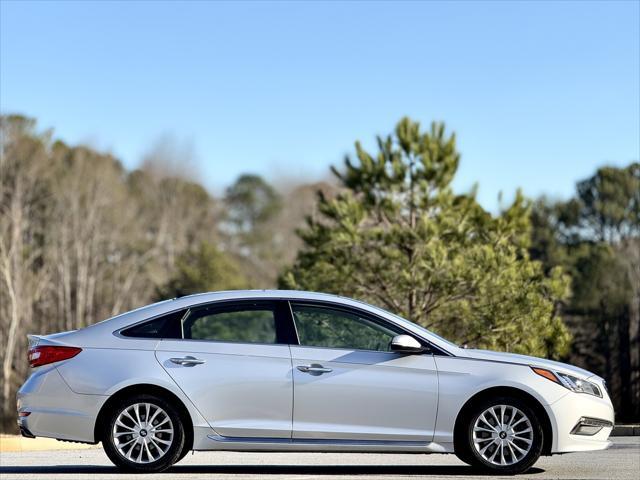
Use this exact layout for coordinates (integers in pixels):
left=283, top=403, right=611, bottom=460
left=113, top=296, right=454, bottom=356
left=154, top=337, right=289, bottom=349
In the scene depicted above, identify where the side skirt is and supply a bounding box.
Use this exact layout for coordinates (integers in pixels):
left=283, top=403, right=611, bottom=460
left=195, top=433, right=454, bottom=453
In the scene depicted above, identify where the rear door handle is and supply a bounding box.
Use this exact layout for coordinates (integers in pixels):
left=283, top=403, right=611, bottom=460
left=297, top=364, right=332, bottom=375
left=169, top=356, right=205, bottom=366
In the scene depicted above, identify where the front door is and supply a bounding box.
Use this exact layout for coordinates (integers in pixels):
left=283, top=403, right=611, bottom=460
left=155, top=300, right=293, bottom=438
left=289, top=302, right=439, bottom=442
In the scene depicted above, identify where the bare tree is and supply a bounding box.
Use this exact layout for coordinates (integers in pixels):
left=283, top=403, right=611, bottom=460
left=0, top=117, right=51, bottom=421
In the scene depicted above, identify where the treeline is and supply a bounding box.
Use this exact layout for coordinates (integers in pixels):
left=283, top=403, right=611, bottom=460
left=0, top=115, right=331, bottom=429
left=1, top=114, right=637, bottom=431
left=529, top=165, right=640, bottom=421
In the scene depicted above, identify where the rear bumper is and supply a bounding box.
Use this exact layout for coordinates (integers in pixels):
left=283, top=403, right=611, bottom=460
left=548, top=390, right=614, bottom=453
left=17, top=366, right=107, bottom=443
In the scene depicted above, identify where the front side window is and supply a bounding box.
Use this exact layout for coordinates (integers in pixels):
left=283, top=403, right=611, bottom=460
left=291, top=304, right=401, bottom=352
left=183, top=304, right=277, bottom=344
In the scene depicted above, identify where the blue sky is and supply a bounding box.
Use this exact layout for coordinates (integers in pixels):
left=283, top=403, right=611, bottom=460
left=1, top=0, right=638, bottom=208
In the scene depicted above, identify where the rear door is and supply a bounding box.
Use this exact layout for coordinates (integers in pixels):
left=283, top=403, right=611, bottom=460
left=289, top=302, right=439, bottom=442
left=155, top=300, right=294, bottom=439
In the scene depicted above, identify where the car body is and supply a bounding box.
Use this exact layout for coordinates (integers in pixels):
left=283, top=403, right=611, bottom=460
left=17, top=290, right=614, bottom=474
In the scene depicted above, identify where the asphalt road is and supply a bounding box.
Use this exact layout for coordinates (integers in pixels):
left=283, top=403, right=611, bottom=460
left=0, top=437, right=638, bottom=480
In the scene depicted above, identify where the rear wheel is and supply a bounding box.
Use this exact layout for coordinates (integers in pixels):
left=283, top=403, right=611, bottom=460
left=102, top=393, right=185, bottom=473
left=455, top=396, right=543, bottom=475
left=176, top=442, right=191, bottom=464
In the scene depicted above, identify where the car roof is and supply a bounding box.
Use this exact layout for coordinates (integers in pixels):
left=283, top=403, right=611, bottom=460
left=177, top=289, right=354, bottom=303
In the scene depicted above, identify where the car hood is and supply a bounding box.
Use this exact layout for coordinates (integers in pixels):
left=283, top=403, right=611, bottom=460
left=463, top=349, right=596, bottom=379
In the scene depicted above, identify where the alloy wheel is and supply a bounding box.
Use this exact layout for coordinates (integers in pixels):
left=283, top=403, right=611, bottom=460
left=112, top=402, right=174, bottom=464
left=472, top=404, right=534, bottom=466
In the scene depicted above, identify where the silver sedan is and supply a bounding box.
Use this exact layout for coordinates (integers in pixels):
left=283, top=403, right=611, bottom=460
left=17, top=290, right=614, bottom=474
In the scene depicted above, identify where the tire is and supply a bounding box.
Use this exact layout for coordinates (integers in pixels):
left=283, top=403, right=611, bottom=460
left=175, top=442, right=191, bottom=464
left=455, top=396, right=544, bottom=475
left=101, top=393, right=185, bottom=473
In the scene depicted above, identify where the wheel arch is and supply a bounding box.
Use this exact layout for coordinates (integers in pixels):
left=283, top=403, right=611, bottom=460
left=453, top=386, right=554, bottom=456
left=93, top=383, right=194, bottom=453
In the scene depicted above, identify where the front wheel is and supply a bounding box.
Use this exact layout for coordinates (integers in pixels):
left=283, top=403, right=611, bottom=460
left=455, top=396, right=544, bottom=475
left=102, top=393, right=185, bottom=473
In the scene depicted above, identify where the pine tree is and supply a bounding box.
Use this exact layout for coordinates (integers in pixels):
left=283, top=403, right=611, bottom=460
left=281, top=117, right=571, bottom=358
left=157, top=242, right=247, bottom=299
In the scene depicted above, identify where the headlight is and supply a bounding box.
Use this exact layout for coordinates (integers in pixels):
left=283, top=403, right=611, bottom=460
left=556, top=372, right=602, bottom=397
left=531, top=367, right=602, bottom=397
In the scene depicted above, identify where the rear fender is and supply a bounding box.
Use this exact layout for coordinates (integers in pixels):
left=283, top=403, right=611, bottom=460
left=55, top=347, right=210, bottom=430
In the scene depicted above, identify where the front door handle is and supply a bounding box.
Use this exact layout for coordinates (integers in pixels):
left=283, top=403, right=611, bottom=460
left=297, top=364, right=332, bottom=375
left=169, top=356, right=205, bottom=366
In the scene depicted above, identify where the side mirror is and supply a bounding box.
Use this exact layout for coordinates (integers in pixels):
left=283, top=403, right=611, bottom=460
left=390, top=334, right=424, bottom=354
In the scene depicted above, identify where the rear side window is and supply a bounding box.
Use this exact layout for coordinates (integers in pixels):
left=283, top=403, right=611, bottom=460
left=120, top=309, right=186, bottom=339
left=183, top=304, right=277, bottom=344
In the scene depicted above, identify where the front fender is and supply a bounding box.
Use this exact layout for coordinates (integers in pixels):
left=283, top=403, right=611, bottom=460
left=432, top=356, right=568, bottom=445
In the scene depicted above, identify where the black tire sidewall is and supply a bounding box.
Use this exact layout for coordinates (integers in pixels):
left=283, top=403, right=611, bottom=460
left=464, top=396, right=544, bottom=475
left=176, top=441, right=191, bottom=464
left=102, top=393, right=185, bottom=473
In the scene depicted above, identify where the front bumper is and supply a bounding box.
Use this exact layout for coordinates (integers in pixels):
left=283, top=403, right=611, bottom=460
left=17, top=366, right=107, bottom=443
left=548, top=389, right=614, bottom=453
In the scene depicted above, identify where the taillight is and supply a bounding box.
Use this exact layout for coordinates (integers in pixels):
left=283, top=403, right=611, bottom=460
left=28, top=346, right=82, bottom=368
